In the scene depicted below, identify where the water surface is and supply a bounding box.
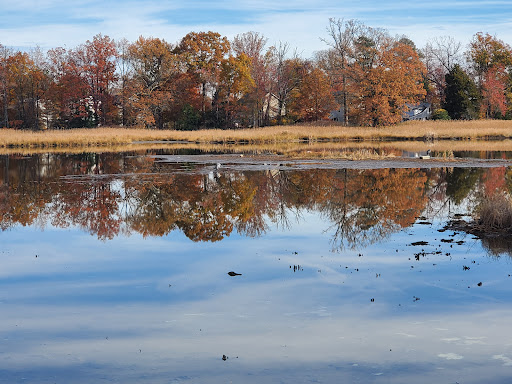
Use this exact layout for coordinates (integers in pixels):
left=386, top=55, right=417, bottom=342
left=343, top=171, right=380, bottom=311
left=1, top=152, right=512, bottom=383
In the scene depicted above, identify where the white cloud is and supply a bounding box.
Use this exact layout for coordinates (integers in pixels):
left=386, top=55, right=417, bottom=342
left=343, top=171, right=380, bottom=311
left=438, top=353, right=464, bottom=360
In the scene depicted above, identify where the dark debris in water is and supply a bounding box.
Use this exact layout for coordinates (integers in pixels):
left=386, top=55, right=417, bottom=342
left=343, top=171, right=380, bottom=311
left=227, top=271, right=242, bottom=276
left=411, top=241, right=429, bottom=246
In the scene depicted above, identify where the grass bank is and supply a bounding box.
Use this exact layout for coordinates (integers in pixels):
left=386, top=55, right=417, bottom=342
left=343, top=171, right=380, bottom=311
left=1, top=120, right=512, bottom=154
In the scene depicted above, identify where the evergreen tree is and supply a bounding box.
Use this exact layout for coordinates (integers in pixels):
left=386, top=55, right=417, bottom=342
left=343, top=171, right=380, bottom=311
left=443, top=64, right=480, bottom=119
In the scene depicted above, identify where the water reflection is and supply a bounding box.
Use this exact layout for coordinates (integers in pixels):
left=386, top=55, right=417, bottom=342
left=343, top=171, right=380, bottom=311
left=2, top=152, right=512, bottom=383
left=1, top=153, right=511, bottom=252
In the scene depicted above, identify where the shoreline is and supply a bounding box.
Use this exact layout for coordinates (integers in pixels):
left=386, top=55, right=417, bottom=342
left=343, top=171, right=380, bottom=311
left=1, top=120, right=512, bottom=157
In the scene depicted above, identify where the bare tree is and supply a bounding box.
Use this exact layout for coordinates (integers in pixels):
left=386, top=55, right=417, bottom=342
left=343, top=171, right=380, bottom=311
left=423, top=36, right=463, bottom=72
left=266, top=42, right=302, bottom=125
left=116, top=38, right=133, bottom=126
left=0, top=44, right=11, bottom=129
left=321, top=18, right=362, bottom=125
left=422, top=36, right=463, bottom=106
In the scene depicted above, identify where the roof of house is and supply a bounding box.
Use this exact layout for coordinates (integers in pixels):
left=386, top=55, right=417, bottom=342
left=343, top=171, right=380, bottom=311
left=404, top=102, right=431, bottom=120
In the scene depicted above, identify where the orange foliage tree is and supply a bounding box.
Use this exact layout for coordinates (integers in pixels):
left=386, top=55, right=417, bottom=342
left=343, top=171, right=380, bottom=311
left=176, top=31, right=230, bottom=126
left=232, top=31, right=271, bottom=127
left=468, top=32, right=512, bottom=118
left=127, top=36, right=180, bottom=129
left=290, top=65, right=337, bottom=121
left=322, top=20, right=426, bottom=126
left=46, top=47, right=92, bottom=128
left=218, top=53, right=254, bottom=127
left=77, top=34, right=118, bottom=126
left=352, top=38, right=426, bottom=126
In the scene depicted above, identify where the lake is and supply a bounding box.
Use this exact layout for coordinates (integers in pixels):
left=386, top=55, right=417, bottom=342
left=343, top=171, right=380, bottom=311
left=1, top=151, right=512, bottom=383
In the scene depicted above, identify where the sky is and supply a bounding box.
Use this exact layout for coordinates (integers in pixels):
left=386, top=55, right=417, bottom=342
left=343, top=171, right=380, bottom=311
left=1, top=0, right=512, bottom=58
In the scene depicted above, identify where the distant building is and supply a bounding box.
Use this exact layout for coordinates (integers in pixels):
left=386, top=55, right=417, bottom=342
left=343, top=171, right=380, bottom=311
left=404, top=102, right=432, bottom=121
left=329, top=107, right=345, bottom=122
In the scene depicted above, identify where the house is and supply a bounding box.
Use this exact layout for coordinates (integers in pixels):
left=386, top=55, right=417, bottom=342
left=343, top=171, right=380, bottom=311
left=404, top=102, right=431, bottom=121
left=329, top=107, right=345, bottom=122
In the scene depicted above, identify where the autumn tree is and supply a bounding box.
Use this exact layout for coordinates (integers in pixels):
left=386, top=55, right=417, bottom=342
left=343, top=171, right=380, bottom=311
left=3, top=51, right=48, bottom=129
left=128, top=36, right=180, bottom=129
left=217, top=53, right=254, bottom=127
left=322, top=21, right=426, bottom=126
left=352, top=36, right=426, bottom=126
left=482, top=64, right=508, bottom=117
left=467, top=33, right=512, bottom=118
left=290, top=64, right=337, bottom=122
left=77, top=34, right=118, bottom=126
left=46, top=46, right=95, bottom=128
left=468, top=32, right=512, bottom=85
left=175, top=31, right=230, bottom=127
left=232, top=31, right=270, bottom=127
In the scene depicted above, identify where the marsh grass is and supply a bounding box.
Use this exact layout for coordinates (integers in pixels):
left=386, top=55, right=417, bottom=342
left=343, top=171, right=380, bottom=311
left=1, top=119, right=512, bottom=155
left=4, top=137, right=512, bottom=158
left=448, top=193, right=512, bottom=257
left=475, top=193, right=512, bottom=232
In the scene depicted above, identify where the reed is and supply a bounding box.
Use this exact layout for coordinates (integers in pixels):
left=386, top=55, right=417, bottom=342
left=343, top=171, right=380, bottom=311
left=1, top=120, right=512, bottom=153
left=4, top=135, right=512, bottom=158
left=475, top=193, right=512, bottom=232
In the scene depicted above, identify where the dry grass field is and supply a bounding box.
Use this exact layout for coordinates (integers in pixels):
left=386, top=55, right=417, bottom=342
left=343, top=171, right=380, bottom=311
left=1, top=120, right=512, bottom=156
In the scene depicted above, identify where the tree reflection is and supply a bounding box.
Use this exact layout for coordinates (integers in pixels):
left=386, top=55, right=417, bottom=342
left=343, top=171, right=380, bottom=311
left=446, top=166, right=512, bottom=257
left=445, top=168, right=482, bottom=204
left=0, top=153, right=509, bottom=250
left=320, top=168, right=428, bottom=249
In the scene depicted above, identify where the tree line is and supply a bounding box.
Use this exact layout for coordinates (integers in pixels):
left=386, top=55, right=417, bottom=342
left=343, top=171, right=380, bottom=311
left=0, top=20, right=511, bottom=130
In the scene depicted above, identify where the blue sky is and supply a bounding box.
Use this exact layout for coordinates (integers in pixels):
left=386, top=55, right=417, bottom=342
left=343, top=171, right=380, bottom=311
left=1, top=0, right=511, bottom=57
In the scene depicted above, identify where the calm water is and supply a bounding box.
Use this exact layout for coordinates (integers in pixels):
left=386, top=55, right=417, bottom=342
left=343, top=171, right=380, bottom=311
left=1, top=152, right=512, bottom=383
